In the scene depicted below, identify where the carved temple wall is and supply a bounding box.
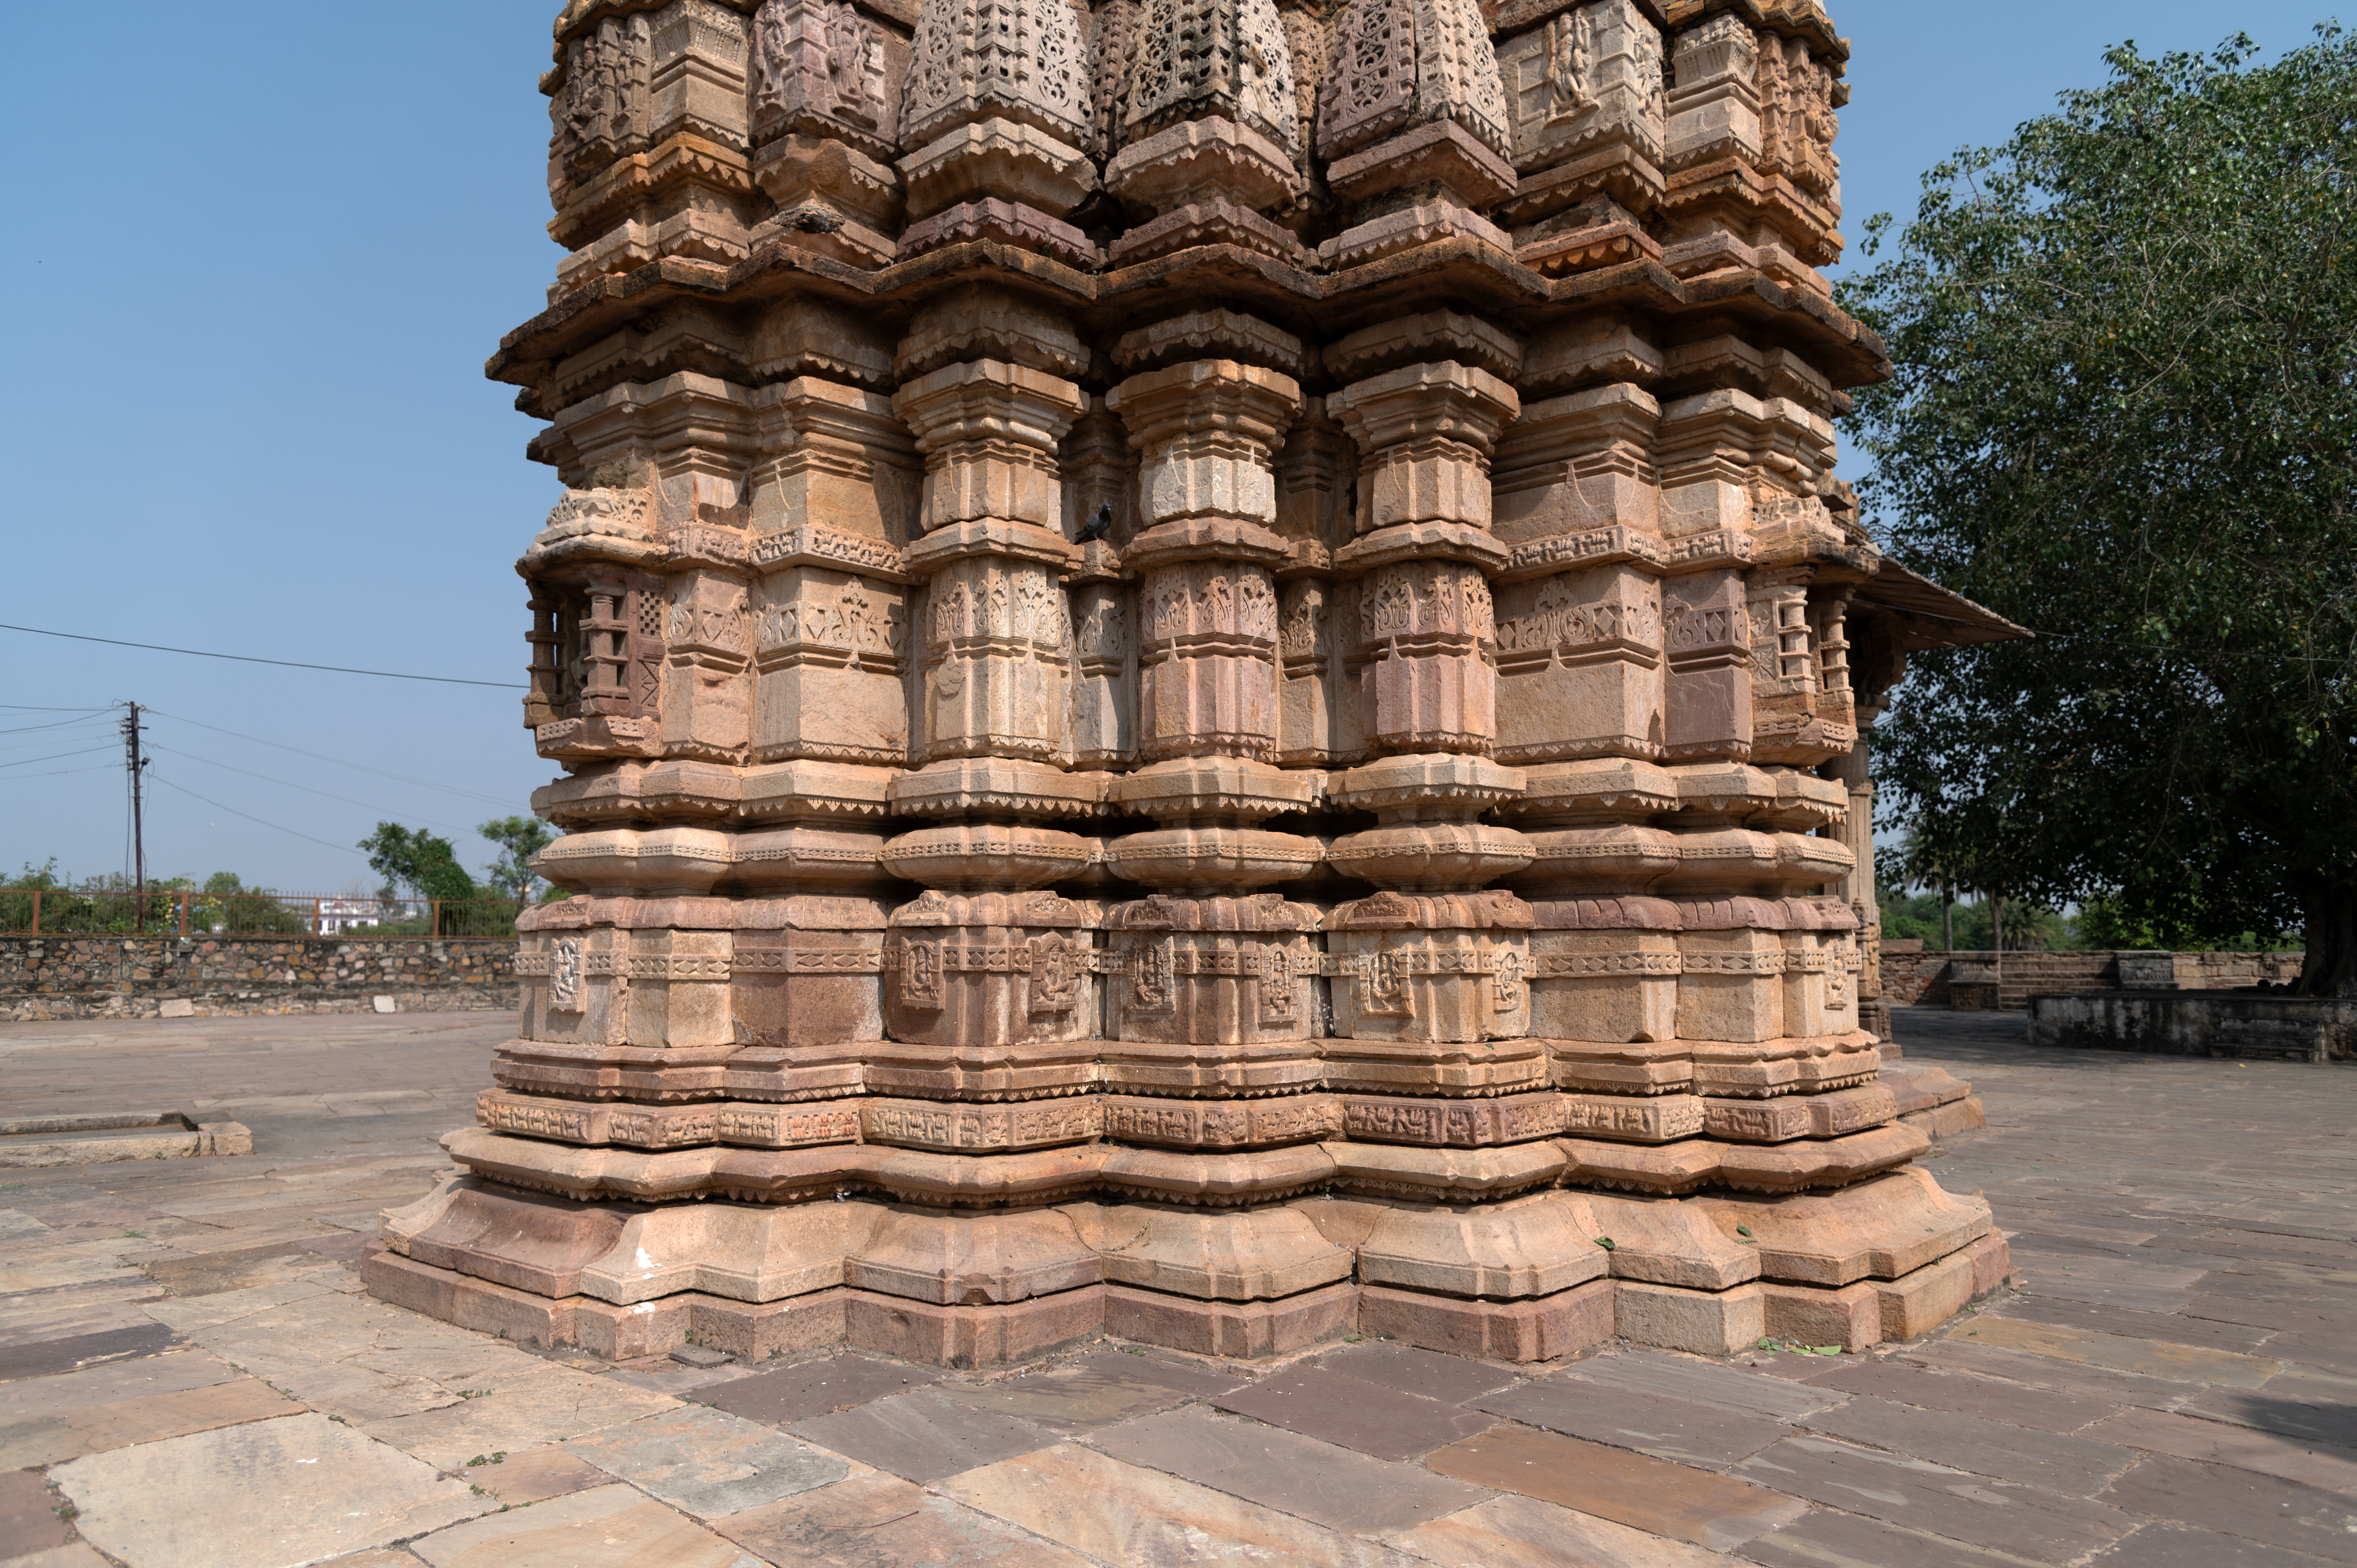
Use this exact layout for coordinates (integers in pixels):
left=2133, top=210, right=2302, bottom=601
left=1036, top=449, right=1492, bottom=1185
left=367, top=0, right=2009, bottom=1367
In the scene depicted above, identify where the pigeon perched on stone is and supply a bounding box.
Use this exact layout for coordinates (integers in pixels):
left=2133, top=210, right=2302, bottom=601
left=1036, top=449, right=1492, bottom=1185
left=1077, top=502, right=1114, bottom=542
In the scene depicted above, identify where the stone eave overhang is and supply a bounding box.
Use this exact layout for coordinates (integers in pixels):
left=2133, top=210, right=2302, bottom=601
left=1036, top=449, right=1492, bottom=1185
left=1855, top=561, right=2032, bottom=650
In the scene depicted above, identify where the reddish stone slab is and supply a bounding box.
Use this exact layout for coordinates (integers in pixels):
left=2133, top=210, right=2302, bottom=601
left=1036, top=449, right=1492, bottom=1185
left=2085, top=1407, right=2357, bottom=1499
left=2088, top=1523, right=2357, bottom=1567
left=704, top=1353, right=941, bottom=1425
left=1424, top=1423, right=1804, bottom=1552
left=2099, top=1454, right=2357, bottom=1564
left=1993, top=1296, right=2277, bottom=1353
left=1212, top=1366, right=1493, bottom=1461
left=2189, top=1376, right=2357, bottom=1450
left=940, top=1354, right=1237, bottom=1435
left=1311, top=1342, right=1521, bottom=1406
left=0, top=1326, right=180, bottom=1383
left=1800, top=1393, right=2139, bottom=1496
left=789, top=1389, right=1061, bottom=1484
left=1089, top=1405, right=1488, bottom=1535
left=1738, top=1508, right=2068, bottom=1567
left=0, top=1468, right=72, bottom=1557
left=1733, top=1436, right=2139, bottom=1566
left=1476, top=1375, right=1791, bottom=1466
left=1810, top=1358, right=2120, bottom=1434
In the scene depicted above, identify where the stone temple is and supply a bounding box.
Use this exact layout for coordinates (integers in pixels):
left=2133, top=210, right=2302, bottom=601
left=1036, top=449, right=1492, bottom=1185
left=369, top=0, right=2023, bottom=1367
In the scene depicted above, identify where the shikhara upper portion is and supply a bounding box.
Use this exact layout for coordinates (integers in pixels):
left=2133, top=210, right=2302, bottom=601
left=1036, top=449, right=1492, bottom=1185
left=532, top=0, right=1848, bottom=293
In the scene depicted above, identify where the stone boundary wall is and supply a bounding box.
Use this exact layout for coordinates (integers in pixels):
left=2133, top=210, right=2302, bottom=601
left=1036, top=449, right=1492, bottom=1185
left=0, top=936, right=518, bottom=1022
left=1880, top=944, right=2305, bottom=1009
left=2030, top=992, right=2357, bottom=1062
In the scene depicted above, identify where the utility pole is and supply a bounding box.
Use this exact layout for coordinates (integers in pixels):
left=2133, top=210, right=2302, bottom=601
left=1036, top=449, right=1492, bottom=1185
left=122, top=703, right=149, bottom=930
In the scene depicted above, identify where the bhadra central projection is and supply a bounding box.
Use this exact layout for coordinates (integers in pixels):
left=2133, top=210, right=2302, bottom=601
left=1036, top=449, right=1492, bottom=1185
left=371, top=0, right=2019, bottom=1365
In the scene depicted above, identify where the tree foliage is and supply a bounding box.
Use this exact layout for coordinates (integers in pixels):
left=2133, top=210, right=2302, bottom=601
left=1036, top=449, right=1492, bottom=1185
left=477, top=816, right=554, bottom=902
left=359, top=823, right=478, bottom=904
left=1841, top=27, right=2357, bottom=993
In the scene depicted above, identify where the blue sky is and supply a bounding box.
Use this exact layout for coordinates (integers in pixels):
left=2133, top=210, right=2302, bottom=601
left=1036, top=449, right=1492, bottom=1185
left=0, top=2, right=2337, bottom=892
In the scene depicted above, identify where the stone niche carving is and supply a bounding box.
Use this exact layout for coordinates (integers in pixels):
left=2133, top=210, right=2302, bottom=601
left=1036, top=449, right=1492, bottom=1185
left=752, top=0, right=904, bottom=157
left=1493, top=0, right=1665, bottom=172
left=552, top=14, right=653, bottom=179
left=381, top=0, right=2016, bottom=1377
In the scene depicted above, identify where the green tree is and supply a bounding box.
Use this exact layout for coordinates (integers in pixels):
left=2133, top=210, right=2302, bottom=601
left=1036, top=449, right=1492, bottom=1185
left=359, top=824, right=477, bottom=904
left=1843, top=27, right=2357, bottom=995
left=477, top=816, right=554, bottom=902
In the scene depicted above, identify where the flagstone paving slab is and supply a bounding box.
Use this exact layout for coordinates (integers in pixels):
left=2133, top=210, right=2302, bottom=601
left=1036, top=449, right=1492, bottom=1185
left=7, top=1547, right=114, bottom=1568
left=2085, top=1406, right=2357, bottom=1497
left=1211, top=1365, right=1493, bottom=1461
left=467, top=1444, right=613, bottom=1505
left=2097, top=1455, right=2357, bottom=1564
left=365, top=1363, right=679, bottom=1472
left=0, top=1465, right=73, bottom=1557
left=2189, top=1372, right=2357, bottom=1448
left=1733, top=1435, right=2139, bottom=1565
left=716, top=1471, right=1094, bottom=1566
left=1310, top=1342, right=1521, bottom=1406
left=407, top=1483, right=760, bottom=1568
left=1959, top=1317, right=2285, bottom=1386
left=942, top=1442, right=1431, bottom=1566
left=0, top=1373, right=302, bottom=1467
left=564, top=1405, right=849, bottom=1518
left=50, top=1411, right=485, bottom=1568
left=1090, top=1405, right=1488, bottom=1535
left=2002, top=1293, right=2282, bottom=1352
left=1424, top=1423, right=1806, bottom=1551
left=1476, top=1376, right=1794, bottom=1466
left=1797, top=1391, right=2140, bottom=1495
left=2091, top=1523, right=2354, bottom=1567
left=936, top=1352, right=1227, bottom=1434
left=1563, top=1350, right=1851, bottom=1422
left=1807, top=1355, right=2121, bottom=1432
left=1735, top=1507, right=2051, bottom=1567
left=0, top=1348, right=239, bottom=1416
left=788, top=1389, right=1062, bottom=1484
left=701, top=1352, right=940, bottom=1426
left=1390, top=1491, right=1744, bottom=1567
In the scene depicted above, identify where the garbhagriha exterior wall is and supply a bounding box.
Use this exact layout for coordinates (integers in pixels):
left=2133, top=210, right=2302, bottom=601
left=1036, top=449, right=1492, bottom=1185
left=366, top=0, right=2016, bottom=1364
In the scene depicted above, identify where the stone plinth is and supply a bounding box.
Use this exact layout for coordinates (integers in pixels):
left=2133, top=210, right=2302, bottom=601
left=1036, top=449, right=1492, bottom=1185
left=374, top=0, right=2018, bottom=1369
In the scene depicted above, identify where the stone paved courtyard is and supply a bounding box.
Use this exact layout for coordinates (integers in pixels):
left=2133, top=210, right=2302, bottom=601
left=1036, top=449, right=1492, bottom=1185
left=1, top=1009, right=2352, bottom=1568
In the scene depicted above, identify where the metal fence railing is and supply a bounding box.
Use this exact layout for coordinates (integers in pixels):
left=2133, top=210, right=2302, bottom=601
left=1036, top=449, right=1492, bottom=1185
left=0, top=888, right=528, bottom=939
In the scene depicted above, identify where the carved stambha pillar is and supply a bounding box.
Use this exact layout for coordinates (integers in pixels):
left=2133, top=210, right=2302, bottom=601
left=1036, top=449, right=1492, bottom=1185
left=882, top=354, right=1099, bottom=1055
left=1102, top=357, right=1324, bottom=1075
left=1324, top=355, right=1533, bottom=1048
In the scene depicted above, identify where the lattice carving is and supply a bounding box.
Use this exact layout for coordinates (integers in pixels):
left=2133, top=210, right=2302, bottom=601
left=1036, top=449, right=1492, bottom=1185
left=1316, top=0, right=1510, bottom=161
left=902, top=0, right=1092, bottom=148
left=1116, top=0, right=1301, bottom=156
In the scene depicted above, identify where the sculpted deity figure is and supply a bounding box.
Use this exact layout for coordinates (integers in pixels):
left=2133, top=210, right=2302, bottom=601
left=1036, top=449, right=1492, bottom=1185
left=1545, top=6, right=1597, bottom=125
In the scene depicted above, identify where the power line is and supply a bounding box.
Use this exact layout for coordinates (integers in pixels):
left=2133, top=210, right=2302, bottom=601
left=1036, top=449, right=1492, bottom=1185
left=148, top=744, right=482, bottom=837
left=0, top=763, right=126, bottom=783
left=0, top=704, right=119, bottom=713
left=0, top=744, right=121, bottom=771
left=0, top=715, right=120, bottom=737
left=149, top=775, right=369, bottom=858
left=0, top=622, right=528, bottom=689
left=141, top=709, right=520, bottom=809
